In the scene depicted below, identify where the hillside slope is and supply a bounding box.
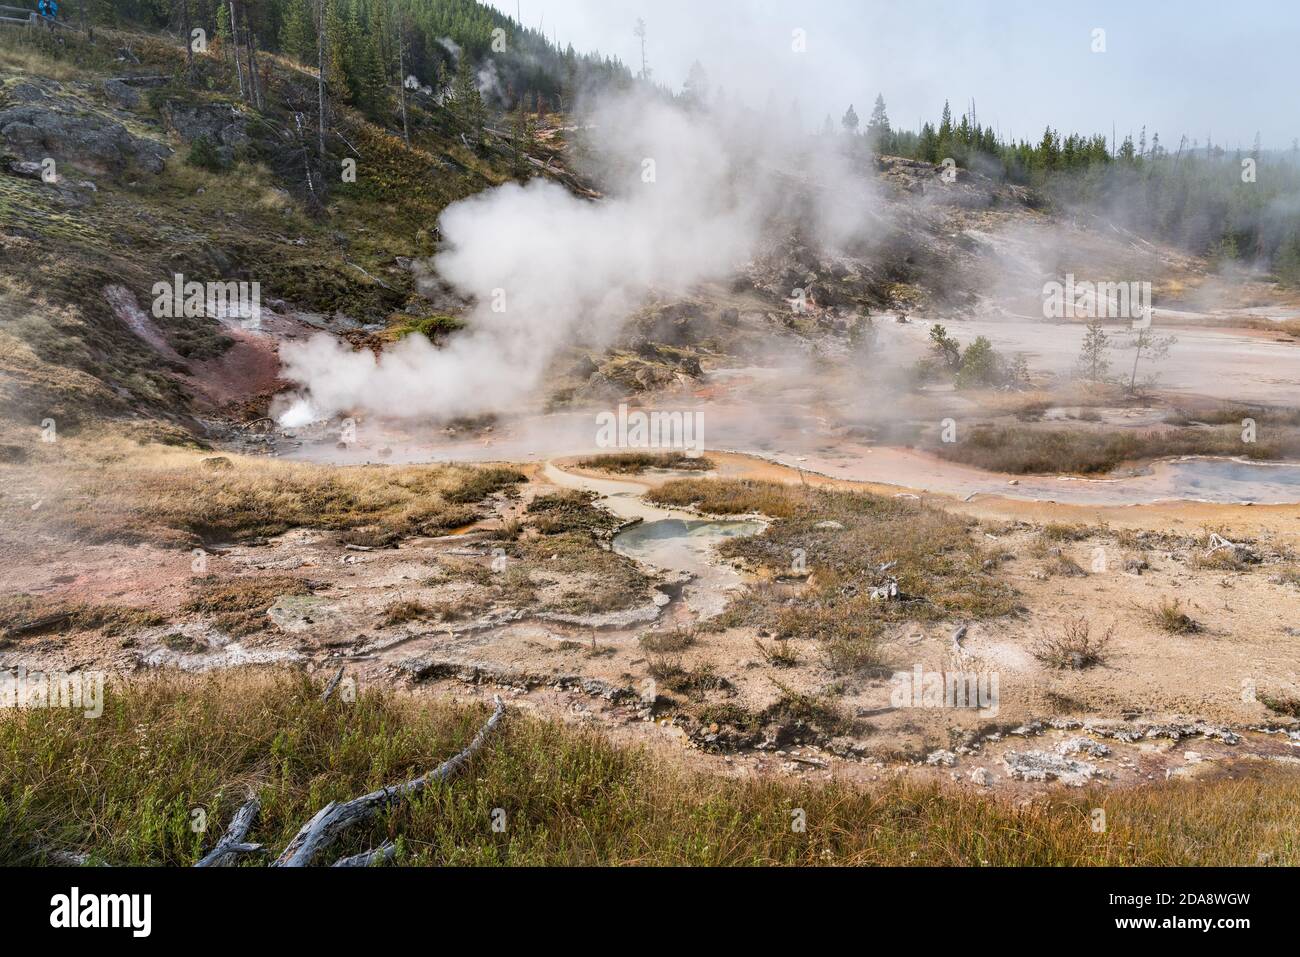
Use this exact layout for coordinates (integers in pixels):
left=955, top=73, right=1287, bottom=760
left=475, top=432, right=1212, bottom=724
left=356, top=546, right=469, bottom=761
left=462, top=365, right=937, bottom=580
left=0, top=22, right=579, bottom=444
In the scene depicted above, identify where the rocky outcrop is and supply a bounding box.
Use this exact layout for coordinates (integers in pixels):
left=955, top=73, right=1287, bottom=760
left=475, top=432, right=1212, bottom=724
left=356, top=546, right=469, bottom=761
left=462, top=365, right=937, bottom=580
left=0, top=82, right=170, bottom=174
left=160, top=100, right=252, bottom=165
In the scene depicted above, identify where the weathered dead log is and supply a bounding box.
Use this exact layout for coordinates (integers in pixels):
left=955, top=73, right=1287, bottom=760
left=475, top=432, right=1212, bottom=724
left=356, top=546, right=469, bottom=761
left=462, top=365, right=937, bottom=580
left=273, top=695, right=506, bottom=867
left=195, top=798, right=264, bottom=867
left=320, top=664, right=345, bottom=702
left=950, top=623, right=969, bottom=654
left=332, top=841, right=396, bottom=867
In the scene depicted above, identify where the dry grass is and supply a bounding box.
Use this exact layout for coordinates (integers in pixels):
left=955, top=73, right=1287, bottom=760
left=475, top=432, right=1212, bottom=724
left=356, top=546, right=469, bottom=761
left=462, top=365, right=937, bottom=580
left=647, top=478, right=799, bottom=518
left=753, top=636, right=801, bottom=667
left=0, top=441, right=524, bottom=548
left=1043, top=553, right=1088, bottom=578
left=932, top=424, right=1300, bottom=474
left=0, top=593, right=166, bottom=645
left=1190, top=548, right=1248, bottom=572
left=0, top=33, right=93, bottom=81
left=512, top=532, right=651, bottom=614
left=574, top=451, right=715, bottom=473
left=1033, top=617, right=1114, bottom=669
left=182, top=575, right=311, bottom=637
left=765, top=680, right=852, bottom=736
left=1146, top=597, right=1202, bottom=635
left=1040, top=523, right=1092, bottom=542
left=382, top=600, right=432, bottom=626
left=652, top=480, right=1014, bottom=672
left=819, top=623, right=887, bottom=675
left=639, top=626, right=697, bottom=653
left=1, top=671, right=1298, bottom=865
left=646, top=657, right=728, bottom=699
left=524, top=489, right=621, bottom=536
left=1260, top=693, right=1300, bottom=718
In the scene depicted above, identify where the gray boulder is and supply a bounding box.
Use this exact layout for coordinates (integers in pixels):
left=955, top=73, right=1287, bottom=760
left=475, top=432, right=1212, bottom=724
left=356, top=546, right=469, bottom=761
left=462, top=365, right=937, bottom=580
left=0, top=103, right=170, bottom=174
left=161, top=101, right=252, bottom=165
left=101, top=78, right=143, bottom=110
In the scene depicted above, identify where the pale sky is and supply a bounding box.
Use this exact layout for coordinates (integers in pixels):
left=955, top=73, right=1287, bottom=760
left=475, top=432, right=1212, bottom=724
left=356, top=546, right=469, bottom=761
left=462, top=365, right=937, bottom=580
left=488, top=0, right=1299, bottom=149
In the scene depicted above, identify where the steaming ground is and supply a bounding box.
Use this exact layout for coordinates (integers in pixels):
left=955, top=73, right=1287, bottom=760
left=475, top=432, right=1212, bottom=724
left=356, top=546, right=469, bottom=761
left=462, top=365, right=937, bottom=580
left=270, top=296, right=1300, bottom=507
left=274, top=90, right=879, bottom=426
left=266, top=95, right=1300, bottom=507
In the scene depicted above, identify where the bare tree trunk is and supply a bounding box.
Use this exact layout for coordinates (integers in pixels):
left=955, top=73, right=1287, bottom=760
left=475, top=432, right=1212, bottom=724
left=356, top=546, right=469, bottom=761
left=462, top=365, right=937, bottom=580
left=180, top=0, right=194, bottom=84
left=229, top=1, right=245, bottom=101
left=397, top=24, right=409, bottom=145
left=246, top=28, right=262, bottom=110
left=316, top=0, right=327, bottom=163
left=241, top=7, right=259, bottom=109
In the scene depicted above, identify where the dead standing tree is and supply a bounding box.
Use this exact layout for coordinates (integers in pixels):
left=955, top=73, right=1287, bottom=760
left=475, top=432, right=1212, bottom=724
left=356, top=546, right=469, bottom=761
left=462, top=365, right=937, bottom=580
left=395, top=9, right=409, bottom=145
left=227, top=0, right=245, bottom=101
left=316, top=0, right=327, bottom=163
left=194, top=696, right=506, bottom=867
left=177, top=0, right=194, bottom=84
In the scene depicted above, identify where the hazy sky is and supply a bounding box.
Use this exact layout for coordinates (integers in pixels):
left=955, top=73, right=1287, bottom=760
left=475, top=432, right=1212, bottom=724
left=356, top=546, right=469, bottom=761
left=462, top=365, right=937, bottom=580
left=487, top=0, right=1299, bottom=149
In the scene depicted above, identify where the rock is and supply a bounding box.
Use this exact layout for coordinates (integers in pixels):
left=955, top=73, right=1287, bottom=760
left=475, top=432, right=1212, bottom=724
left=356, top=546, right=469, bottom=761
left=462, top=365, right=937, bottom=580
left=4, top=158, right=46, bottom=180
left=1056, top=736, right=1111, bottom=758
left=925, top=749, right=957, bottom=767
left=1003, top=750, right=1107, bottom=786
left=813, top=520, right=845, bottom=530
left=101, top=78, right=142, bottom=109
left=969, top=767, right=992, bottom=787
left=0, top=97, right=171, bottom=174
left=161, top=100, right=253, bottom=165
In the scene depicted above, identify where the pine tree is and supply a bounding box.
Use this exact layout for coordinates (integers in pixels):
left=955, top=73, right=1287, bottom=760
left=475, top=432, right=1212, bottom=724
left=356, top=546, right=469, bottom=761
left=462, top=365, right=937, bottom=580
left=353, top=6, right=387, bottom=112
left=216, top=0, right=232, bottom=55
left=452, top=53, right=484, bottom=145
left=866, top=93, right=891, bottom=153
left=325, top=1, right=351, bottom=102
left=280, top=0, right=316, bottom=63
left=682, top=60, right=708, bottom=107
left=841, top=104, right=859, bottom=135
left=938, top=100, right=953, bottom=141
left=1077, top=321, right=1111, bottom=381
left=510, top=107, right=530, bottom=180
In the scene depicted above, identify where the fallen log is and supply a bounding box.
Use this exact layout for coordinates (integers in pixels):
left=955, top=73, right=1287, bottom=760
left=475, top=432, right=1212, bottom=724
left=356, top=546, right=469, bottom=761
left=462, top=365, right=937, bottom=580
left=195, top=798, right=264, bottom=867
left=950, top=623, right=969, bottom=654
left=320, top=664, right=345, bottom=702
left=332, top=841, right=396, bottom=867
left=273, top=695, right=506, bottom=867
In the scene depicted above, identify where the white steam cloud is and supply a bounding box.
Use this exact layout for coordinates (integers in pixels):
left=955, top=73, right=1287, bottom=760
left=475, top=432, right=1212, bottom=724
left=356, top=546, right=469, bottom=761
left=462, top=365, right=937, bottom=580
left=275, top=90, right=875, bottom=427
